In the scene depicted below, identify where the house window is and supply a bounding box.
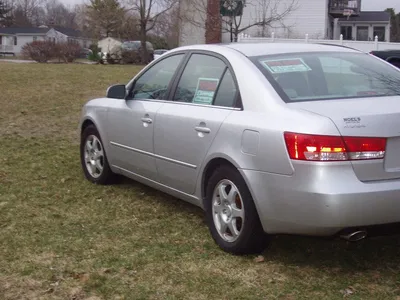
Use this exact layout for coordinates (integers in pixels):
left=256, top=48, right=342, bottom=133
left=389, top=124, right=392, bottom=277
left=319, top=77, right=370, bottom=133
left=14, top=36, right=17, bottom=45
left=0, top=36, right=2, bottom=45
left=33, top=36, right=37, bottom=41
left=340, top=26, right=353, bottom=40
left=373, top=26, right=386, bottom=41
left=356, top=26, right=368, bottom=41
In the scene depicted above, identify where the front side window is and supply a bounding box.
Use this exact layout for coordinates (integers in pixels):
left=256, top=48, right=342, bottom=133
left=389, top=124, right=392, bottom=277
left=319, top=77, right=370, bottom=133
left=130, top=54, right=184, bottom=100
left=251, top=51, right=400, bottom=102
left=173, top=54, right=227, bottom=105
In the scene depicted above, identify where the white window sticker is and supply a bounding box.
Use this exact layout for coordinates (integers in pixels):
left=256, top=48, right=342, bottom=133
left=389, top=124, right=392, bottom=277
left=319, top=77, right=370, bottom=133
left=193, top=78, right=220, bottom=105
left=261, top=58, right=312, bottom=74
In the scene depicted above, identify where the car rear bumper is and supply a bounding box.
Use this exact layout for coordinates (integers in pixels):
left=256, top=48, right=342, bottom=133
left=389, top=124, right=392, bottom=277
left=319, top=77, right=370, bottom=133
left=241, top=161, right=400, bottom=236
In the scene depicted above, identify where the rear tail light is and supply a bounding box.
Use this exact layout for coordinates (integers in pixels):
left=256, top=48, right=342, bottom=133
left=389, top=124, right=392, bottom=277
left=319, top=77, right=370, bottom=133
left=284, top=132, right=386, bottom=161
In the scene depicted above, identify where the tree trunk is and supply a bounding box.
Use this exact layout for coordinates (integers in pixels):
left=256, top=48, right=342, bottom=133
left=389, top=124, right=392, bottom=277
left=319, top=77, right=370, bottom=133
left=205, top=0, right=221, bottom=44
left=230, top=16, right=233, bottom=42
left=233, top=28, right=239, bottom=42
left=140, top=24, right=148, bottom=64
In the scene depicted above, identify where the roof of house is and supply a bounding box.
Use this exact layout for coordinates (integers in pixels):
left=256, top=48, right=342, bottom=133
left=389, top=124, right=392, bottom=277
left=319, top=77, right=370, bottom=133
left=0, top=26, right=84, bottom=37
left=51, top=26, right=83, bottom=38
left=0, top=27, right=49, bottom=35
left=338, top=11, right=390, bottom=22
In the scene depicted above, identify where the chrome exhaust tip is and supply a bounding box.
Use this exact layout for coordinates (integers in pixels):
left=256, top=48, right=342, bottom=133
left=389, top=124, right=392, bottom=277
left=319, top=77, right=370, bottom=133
left=341, top=230, right=367, bottom=242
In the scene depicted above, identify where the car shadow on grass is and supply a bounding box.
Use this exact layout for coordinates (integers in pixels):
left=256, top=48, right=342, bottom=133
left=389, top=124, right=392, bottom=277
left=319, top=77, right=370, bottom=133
left=114, top=176, right=206, bottom=218
left=267, top=234, right=400, bottom=270
left=111, top=176, right=400, bottom=273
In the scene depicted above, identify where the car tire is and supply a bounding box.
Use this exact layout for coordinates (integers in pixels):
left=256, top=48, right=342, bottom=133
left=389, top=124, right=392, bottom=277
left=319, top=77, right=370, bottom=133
left=80, top=125, right=117, bottom=185
left=205, top=165, right=269, bottom=255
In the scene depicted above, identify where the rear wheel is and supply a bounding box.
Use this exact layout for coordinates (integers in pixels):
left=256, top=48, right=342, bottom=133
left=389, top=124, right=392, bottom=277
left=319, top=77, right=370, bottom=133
left=205, top=165, right=269, bottom=254
left=80, top=125, right=117, bottom=185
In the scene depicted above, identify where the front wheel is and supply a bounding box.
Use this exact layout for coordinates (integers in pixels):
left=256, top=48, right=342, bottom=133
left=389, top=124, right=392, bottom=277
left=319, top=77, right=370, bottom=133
left=80, top=125, right=117, bottom=185
left=205, top=165, right=269, bottom=255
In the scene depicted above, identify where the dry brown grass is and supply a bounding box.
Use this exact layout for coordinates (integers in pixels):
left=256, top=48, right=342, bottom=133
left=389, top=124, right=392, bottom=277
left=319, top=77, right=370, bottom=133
left=1, top=62, right=400, bottom=299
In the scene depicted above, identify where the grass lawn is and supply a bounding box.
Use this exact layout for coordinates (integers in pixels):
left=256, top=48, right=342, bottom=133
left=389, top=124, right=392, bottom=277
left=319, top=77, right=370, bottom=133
left=1, top=62, right=400, bottom=300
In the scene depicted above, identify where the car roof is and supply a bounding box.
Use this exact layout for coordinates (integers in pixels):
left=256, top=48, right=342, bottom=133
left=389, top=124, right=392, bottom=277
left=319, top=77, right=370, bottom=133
left=223, top=42, right=361, bottom=56
left=172, top=42, right=361, bottom=57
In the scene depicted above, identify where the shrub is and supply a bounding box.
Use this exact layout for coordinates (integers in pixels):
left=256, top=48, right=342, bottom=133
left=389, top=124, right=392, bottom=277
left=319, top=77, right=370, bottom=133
left=21, top=41, right=83, bottom=63
left=121, top=50, right=141, bottom=64
left=88, top=50, right=101, bottom=62
left=89, top=43, right=101, bottom=54
left=21, top=40, right=56, bottom=63
left=106, top=52, right=116, bottom=64
left=56, top=42, right=83, bottom=63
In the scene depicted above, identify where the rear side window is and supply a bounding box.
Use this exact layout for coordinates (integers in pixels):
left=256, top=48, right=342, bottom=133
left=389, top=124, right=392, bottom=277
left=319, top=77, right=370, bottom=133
left=174, top=54, right=226, bottom=104
left=251, top=52, right=400, bottom=102
left=213, top=69, right=238, bottom=107
left=173, top=54, right=238, bottom=107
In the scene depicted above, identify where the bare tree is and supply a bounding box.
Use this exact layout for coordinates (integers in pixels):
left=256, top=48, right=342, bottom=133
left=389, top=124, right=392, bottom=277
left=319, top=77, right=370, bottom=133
left=17, top=0, right=44, bottom=22
left=226, top=0, right=298, bottom=41
left=74, top=3, right=91, bottom=34
left=181, top=0, right=297, bottom=42
left=126, top=0, right=178, bottom=62
left=119, top=10, right=140, bottom=40
left=30, top=5, right=45, bottom=25
left=2, top=0, right=43, bottom=26
left=44, top=0, right=77, bottom=28
left=0, top=0, right=13, bottom=26
left=150, top=5, right=179, bottom=48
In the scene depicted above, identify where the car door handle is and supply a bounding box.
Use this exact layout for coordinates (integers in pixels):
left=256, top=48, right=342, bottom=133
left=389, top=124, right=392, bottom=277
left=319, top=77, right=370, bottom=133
left=141, top=117, right=153, bottom=124
left=195, top=126, right=211, bottom=134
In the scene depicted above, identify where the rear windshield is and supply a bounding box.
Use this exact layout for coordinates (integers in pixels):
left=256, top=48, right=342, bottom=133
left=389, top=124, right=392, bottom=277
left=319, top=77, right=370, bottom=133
left=250, top=51, right=400, bottom=102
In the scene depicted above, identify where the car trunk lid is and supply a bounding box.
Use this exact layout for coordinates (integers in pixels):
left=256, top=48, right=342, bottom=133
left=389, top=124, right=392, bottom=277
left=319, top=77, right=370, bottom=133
left=289, top=96, right=400, bottom=182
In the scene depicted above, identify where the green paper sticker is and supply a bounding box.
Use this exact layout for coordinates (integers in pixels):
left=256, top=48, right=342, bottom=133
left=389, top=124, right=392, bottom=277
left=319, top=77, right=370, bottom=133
left=261, top=58, right=312, bottom=74
left=193, top=77, right=220, bottom=105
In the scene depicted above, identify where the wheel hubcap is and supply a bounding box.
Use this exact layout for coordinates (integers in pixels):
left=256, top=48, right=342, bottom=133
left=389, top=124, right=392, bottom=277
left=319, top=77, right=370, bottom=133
left=84, top=135, right=104, bottom=178
left=212, top=179, right=245, bottom=243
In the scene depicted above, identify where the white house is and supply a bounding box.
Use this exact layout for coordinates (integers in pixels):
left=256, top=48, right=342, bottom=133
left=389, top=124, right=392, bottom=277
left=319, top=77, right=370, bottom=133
left=336, top=11, right=391, bottom=41
left=98, top=37, right=122, bottom=54
left=0, top=26, right=91, bottom=56
left=178, top=0, right=391, bottom=45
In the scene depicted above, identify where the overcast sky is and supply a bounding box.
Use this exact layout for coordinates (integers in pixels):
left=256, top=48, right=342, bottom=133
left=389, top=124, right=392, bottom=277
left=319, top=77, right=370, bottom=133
left=61, top=0, right=400, bottom=12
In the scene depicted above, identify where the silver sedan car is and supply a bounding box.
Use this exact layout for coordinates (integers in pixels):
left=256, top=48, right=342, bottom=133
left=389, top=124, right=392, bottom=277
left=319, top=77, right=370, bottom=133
left=79, top=43, right=400, bottom=254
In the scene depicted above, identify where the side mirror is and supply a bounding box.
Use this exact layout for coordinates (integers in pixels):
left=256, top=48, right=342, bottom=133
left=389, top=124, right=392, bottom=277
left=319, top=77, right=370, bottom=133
left=106, top=84, right=126, bottom=99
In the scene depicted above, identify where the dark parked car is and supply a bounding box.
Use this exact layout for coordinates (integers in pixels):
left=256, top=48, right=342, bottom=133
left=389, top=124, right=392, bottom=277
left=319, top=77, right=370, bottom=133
left=120, top=41, right=154, bottom=64
left=370, top=50, right=400, bottom=68
left=80, top=48, right=93, bottom=59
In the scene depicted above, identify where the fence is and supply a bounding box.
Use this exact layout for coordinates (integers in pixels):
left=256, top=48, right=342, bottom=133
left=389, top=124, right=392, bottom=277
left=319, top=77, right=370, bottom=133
left=0, top=45, right=14, bottom=53
left=237, top=33, right=400, bottom=53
